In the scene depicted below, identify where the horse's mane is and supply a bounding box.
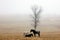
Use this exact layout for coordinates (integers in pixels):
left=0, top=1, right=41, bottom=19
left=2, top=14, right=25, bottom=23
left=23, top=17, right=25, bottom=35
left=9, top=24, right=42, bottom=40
left=31, top=29, right=35, bottom=31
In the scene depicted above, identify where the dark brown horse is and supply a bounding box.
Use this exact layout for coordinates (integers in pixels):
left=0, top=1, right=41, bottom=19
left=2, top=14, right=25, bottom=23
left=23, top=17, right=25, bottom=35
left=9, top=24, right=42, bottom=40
left=30, top=29, right=40, bottom=37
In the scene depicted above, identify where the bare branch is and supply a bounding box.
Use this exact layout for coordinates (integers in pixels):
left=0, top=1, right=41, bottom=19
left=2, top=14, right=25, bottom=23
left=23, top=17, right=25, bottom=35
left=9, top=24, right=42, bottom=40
left=30, top=5, right=42, bottom=30
left=37, top=7, right=42, bottom=16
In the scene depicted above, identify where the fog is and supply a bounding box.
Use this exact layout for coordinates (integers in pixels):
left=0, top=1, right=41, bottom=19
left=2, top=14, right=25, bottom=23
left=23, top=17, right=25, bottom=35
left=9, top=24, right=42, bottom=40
left=0, top=0, right=60, bottom=33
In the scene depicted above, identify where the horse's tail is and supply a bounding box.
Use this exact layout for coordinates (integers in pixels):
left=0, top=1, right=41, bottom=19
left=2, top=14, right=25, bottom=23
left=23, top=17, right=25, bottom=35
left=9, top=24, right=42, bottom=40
left=39, top=31, right=40, bottom=37
left=39, top=31, right=40, bottom=33
left=36, top=30, right=40, bottom=33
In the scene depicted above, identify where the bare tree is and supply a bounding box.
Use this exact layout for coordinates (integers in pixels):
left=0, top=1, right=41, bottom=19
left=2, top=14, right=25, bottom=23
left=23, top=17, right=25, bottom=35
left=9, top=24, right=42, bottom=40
left=31, top=5, right=42, bottom=30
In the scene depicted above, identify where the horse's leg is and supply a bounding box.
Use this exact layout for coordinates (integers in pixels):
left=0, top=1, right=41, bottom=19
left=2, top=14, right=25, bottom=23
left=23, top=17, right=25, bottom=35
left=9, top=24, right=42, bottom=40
left=34, top=34, right=36, bottom=37
left=38, top=33, right=40, bottom=37
left=39, top=33, right=40, bottom=37
left=31, top=35, right=32, bottom=37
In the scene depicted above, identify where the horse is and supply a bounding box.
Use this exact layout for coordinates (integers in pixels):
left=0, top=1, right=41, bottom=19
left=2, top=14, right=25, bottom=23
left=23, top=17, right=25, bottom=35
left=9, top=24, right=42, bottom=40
left=30, top=29, right=40, bottom=37
left=24, top=33, right=33, bottom=37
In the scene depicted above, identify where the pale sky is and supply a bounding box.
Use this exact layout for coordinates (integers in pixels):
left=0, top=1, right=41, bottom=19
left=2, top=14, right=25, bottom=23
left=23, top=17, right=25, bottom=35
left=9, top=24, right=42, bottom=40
left=0, top=0, right=60, bottom=33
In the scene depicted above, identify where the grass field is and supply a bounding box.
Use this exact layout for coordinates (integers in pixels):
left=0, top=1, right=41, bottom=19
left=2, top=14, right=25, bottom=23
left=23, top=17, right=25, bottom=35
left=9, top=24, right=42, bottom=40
left=0, top=32, right=60, bottom=40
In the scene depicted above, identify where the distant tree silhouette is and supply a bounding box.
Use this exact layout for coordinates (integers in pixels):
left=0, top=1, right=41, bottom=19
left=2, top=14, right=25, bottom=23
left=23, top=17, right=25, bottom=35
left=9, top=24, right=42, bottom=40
left=31, top=5, right=42, bottom=30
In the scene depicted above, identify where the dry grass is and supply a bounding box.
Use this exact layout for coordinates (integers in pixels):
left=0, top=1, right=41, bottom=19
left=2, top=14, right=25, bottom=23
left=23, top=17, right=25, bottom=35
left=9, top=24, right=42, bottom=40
left=0, top=32, right=60, bottom=40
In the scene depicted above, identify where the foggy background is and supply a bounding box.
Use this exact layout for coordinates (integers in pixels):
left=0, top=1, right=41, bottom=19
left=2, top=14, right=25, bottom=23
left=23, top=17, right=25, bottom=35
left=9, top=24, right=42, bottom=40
left=0, top=0, right=60, bottom=33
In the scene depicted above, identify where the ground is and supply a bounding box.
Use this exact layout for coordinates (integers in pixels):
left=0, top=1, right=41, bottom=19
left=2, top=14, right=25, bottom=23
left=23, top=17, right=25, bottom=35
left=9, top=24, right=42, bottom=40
left=0, top=32, right=60, bottom=40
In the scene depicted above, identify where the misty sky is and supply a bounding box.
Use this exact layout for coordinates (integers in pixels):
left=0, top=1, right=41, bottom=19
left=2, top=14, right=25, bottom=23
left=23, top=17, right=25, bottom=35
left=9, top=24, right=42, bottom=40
left=0, top=0, right=60, bottom=33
